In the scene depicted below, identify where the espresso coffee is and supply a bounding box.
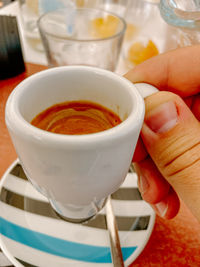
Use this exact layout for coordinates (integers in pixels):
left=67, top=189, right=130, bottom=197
left=31, top=100, right=121, bottom=135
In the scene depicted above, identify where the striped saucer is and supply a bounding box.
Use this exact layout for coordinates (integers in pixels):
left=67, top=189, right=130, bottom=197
left=0, top=160, right=155, bottom=267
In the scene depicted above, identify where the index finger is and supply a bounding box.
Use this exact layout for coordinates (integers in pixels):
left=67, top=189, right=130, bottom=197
left=124, top=45, right=200, bottom=98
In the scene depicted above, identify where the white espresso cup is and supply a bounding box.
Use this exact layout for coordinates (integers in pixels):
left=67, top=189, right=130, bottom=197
left=5, top=66, right=157, bottom=222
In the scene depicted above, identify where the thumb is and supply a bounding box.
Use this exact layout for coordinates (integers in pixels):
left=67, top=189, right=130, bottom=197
left=142, top=91, right=200, bottom=221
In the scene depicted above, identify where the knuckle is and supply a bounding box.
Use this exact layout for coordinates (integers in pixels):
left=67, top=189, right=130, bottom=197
left=163, top=142, right=200, bottom=178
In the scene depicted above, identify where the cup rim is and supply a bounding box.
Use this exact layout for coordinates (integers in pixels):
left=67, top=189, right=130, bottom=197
left=37, top=7, right=127, bottom=42
left=5, top=66, right=144, bottom=146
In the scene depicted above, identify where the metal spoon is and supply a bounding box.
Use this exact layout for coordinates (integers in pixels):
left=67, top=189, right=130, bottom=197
left=106, top=196, right=124, bottom=267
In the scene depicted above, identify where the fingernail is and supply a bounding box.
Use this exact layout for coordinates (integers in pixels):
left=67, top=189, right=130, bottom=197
left=154, top=201, right=168, bottom=217
left=145, top=101, right=178, bottom=133
left=138, top=174, right=149, bottom=194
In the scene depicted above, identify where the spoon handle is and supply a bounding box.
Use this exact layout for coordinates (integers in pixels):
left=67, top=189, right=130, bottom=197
left=106, top=196, right=125, bottom=267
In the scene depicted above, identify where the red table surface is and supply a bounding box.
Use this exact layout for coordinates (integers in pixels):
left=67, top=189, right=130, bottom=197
left=0, top=63, right=200, bottom=266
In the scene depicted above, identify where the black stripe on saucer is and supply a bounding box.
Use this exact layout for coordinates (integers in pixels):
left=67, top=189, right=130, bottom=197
left=10, top=164, right=27, bottom=180
left=16, top=258, right=37, bottom=267
left=0, top=187, right=150, bottom=231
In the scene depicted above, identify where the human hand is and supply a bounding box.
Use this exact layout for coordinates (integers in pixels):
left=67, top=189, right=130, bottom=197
left=124, top=45, right=200, bottom=221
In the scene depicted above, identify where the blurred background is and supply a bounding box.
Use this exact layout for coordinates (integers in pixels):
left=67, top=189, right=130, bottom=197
left=0, top=0, right=15, bottom=8
left=1, top=0, right=200, bottom=75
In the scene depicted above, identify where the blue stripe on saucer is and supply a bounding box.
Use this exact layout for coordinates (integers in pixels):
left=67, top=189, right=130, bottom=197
left=0, top=217, right=137, bottom=263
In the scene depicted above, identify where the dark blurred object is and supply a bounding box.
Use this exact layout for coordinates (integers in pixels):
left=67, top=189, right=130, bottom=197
left=0, top=15, right=25, bottom=79
left=0, top=0, right=15, bottom=8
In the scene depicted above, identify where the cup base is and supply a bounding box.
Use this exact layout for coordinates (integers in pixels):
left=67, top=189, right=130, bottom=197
left=54, top=211, right=95, bottom=224
left=49, top=197, right=108, bottom=223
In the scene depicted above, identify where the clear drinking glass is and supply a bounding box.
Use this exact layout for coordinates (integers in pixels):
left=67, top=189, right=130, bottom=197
left=18, top=0, right=78, bottom=50
left=160, top=0, right=200, bottom=46
left=18, top=0, right=41, bottom=50
left=95, top=0, right=130, bottom=17
left=38, top=8, right=126, bottom=71
left=71, top=0, right=130, bottom=17
left=122, top=0, right=180, bottom=69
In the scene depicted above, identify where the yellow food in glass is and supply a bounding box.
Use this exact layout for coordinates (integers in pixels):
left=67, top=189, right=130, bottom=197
left=125, top=24, right=138, bottom=41
left=128, top=40, right=159, bottom=65
left=90, top=15, right=119, bottom=38
left=75, top=0, right=85, bottom=7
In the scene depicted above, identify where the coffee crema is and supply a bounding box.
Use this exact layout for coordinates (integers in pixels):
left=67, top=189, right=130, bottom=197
left=31, top=100, right=121, bottom=135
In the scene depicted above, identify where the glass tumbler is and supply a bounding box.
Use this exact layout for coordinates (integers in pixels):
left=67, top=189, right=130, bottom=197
left=71, top=0, right=130, bottom=17
left=95, top=0, right=130, bottom=18
left=122, top=0, right=180, bottom=69
left=38, top=8, right=126, bottom=71
left=18, top=0, right=77, bottom=50
left=160, top=0, right=200, bottom=47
